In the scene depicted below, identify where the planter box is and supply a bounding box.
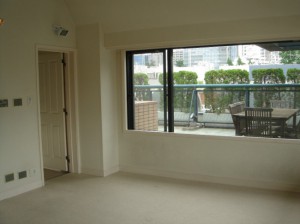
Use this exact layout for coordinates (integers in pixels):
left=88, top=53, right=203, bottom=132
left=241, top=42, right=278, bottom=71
left=135, top=101, right=158, bottom=131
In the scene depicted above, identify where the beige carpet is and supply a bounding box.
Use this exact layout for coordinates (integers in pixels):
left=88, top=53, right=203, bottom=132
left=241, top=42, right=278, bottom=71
left=44, top=168, right=67, bottom=181
left=1, top=172, right=300, bottom=224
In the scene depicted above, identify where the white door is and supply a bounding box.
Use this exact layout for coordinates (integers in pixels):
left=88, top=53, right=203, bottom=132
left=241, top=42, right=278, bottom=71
left=39, top=52, right=67, bottom=171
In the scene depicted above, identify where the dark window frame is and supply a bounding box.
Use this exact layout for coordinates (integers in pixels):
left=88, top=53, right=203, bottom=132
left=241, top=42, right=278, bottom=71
left=126, top=40, right=300, bottom=133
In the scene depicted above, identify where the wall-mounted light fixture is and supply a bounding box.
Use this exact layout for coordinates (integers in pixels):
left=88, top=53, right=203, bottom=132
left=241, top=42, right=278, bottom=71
left=0, top=18, right=4, bottom=26
left=53, top=25, right=69, bottom=37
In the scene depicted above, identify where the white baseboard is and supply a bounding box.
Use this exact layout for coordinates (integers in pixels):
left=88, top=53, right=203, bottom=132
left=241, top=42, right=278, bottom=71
left=103, top=166, right=119, bottom=177
left=81, top=166, right=119, bottom=177
left=120, top=165, right=300, bottom=193
left=81, top=167, right=104, bottom=176
left=0, top=181, right=43, bottom=201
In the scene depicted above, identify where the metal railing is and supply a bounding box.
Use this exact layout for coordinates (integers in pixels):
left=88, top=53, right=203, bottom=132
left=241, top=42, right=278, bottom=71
left=135, top=83, right=300, bottom=124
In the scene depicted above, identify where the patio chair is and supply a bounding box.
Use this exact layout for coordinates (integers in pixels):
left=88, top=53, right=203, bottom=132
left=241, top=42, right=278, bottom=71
left=229, top=101, right=245, bottom=135
left=245, top=107, right=277, bottom=137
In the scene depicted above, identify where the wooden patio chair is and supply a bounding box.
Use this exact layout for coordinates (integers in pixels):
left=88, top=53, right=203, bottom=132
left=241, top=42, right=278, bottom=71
left=228, top=101, right=245, bottom=136
left=245, top=108, right=275, bottom=137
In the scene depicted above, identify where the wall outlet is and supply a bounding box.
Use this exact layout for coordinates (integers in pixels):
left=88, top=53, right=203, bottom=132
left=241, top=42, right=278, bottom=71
left=18, top=171, right=27, bottom=179
left=5, top=173, right=14, bottom=183
left=13, top=98, right=22, bottom=106
left=0, top=99, right=8, bottom=107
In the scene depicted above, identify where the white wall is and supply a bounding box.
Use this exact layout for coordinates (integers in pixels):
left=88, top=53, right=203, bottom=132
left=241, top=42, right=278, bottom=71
left=0, top=0, right=76, bottom=200
left=76, top=23, right=103, bottom=176
left=99, top=27, right=120, bottom=176
left=119, top=133, right=300, bottom=191
left=76, top=23, right=119, bottom=176
left=104, top=15, right=300, bottom=49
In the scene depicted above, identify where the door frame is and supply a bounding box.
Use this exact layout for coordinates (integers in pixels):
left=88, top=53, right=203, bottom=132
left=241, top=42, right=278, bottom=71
left=36, top=45, right=80, bottom=184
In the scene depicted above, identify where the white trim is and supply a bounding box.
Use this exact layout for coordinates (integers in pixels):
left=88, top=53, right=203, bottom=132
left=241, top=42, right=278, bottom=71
left=122, top=128, right=300, bottom=145
left=35, top=45, right=80, bottom=180
left=35, top=46, right=46, bottom=186
left=36, top=45, right=77, bottom=54
left=81, top=168, right=104, bottom=177
left=73, top=51, right=82, bottom=174
left=120, top=165, right=300, bottom=193
left=0, top=181, right=43, bottom=201
left=80, top=166, right=119, bottom=177
left=120, top=50, right=128, bottom=133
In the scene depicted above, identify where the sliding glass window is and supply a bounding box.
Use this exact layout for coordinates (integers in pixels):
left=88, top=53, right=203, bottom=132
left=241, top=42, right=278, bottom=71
left=126, top=50, right=173, bottom=132
left=126, top=41, right=300, bottom=139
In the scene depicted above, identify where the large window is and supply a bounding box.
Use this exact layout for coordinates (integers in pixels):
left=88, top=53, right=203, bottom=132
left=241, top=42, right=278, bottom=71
left=126, top=41, right=300, bottom=139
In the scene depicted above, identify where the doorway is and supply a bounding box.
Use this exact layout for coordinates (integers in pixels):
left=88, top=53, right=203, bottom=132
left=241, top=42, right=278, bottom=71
left=37, top=49, right=78, bottom=181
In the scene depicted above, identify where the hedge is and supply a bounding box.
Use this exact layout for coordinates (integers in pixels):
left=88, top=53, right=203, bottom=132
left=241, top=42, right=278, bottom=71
left=251, top=68, right=285, bottom=107
left=159, top=71, right=198, bottom=112
left=204, top=69, right=249, bottom=113
left=287, top=68, right=300, bottom=83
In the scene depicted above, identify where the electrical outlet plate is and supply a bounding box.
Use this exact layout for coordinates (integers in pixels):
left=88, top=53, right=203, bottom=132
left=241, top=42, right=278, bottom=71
left=18, top=171, right=27, bottom=179
left=14, top=98, right=23, bottom=106
left=5, top=173, right=14, bottom=182
left=0, top=99, right=8, bottom=107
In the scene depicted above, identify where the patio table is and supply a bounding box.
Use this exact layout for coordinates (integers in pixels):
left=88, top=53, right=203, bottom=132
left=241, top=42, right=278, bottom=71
left=232, top=108, right=299, bottom=137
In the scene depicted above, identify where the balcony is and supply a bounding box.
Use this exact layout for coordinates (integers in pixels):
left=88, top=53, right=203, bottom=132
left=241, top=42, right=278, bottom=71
left=134, top=84, right=300, bottom=139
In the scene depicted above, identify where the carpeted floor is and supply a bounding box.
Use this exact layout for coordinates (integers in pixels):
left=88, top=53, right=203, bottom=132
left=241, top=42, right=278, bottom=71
left=1, top=172, right=300, bottom=224
left=44, top=168, right=67, bottom=181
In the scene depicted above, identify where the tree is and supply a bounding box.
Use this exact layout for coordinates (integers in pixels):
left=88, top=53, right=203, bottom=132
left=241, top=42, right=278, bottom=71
left=227, top=58, right=233, bottom=66
left=279, top=50, right=300, bottom=64
left=237, top=57, right=245, bottom=65
left=134, top=73, right=150, bottom=101
left=248, top=59, right=254, bottom=65
left=134, top=73, right=149, bottom=85
left=175, top=60, right=184, bottom=67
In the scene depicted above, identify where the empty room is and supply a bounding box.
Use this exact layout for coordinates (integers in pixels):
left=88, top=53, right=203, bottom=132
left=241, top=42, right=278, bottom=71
left=1, top=0, right=300, bottom=223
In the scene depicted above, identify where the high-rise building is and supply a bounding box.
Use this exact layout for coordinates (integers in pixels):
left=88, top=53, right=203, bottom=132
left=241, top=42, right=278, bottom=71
left=181, top=46, right=238, bottom=68
left=134, top=53, right=163, bottom=66
left=173, top=49, right=184, bottom=64
left=238, top=45, right=281, bottom=65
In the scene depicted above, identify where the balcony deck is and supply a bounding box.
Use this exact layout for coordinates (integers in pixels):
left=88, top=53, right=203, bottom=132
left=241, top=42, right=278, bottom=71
left=159, top=125, right=236, bottom=137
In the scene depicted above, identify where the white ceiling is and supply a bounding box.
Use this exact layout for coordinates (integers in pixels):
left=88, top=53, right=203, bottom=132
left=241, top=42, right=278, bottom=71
left=64, top=0, right=300, bottom=33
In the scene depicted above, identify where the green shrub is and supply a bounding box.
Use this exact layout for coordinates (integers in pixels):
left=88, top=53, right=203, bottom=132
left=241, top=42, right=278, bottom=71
left=204, top=69, right=249, bottom=113
left=159, top=71, right=198, bottom=112
left=252, top=68, right=285, bottom=84
left=134, top=73, right=149, bottom=85
left=252, top=68, right=285, bottom=107
left=286, top=68, right=300, bottom=108
left=287, top=68, right=300, bottom=83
